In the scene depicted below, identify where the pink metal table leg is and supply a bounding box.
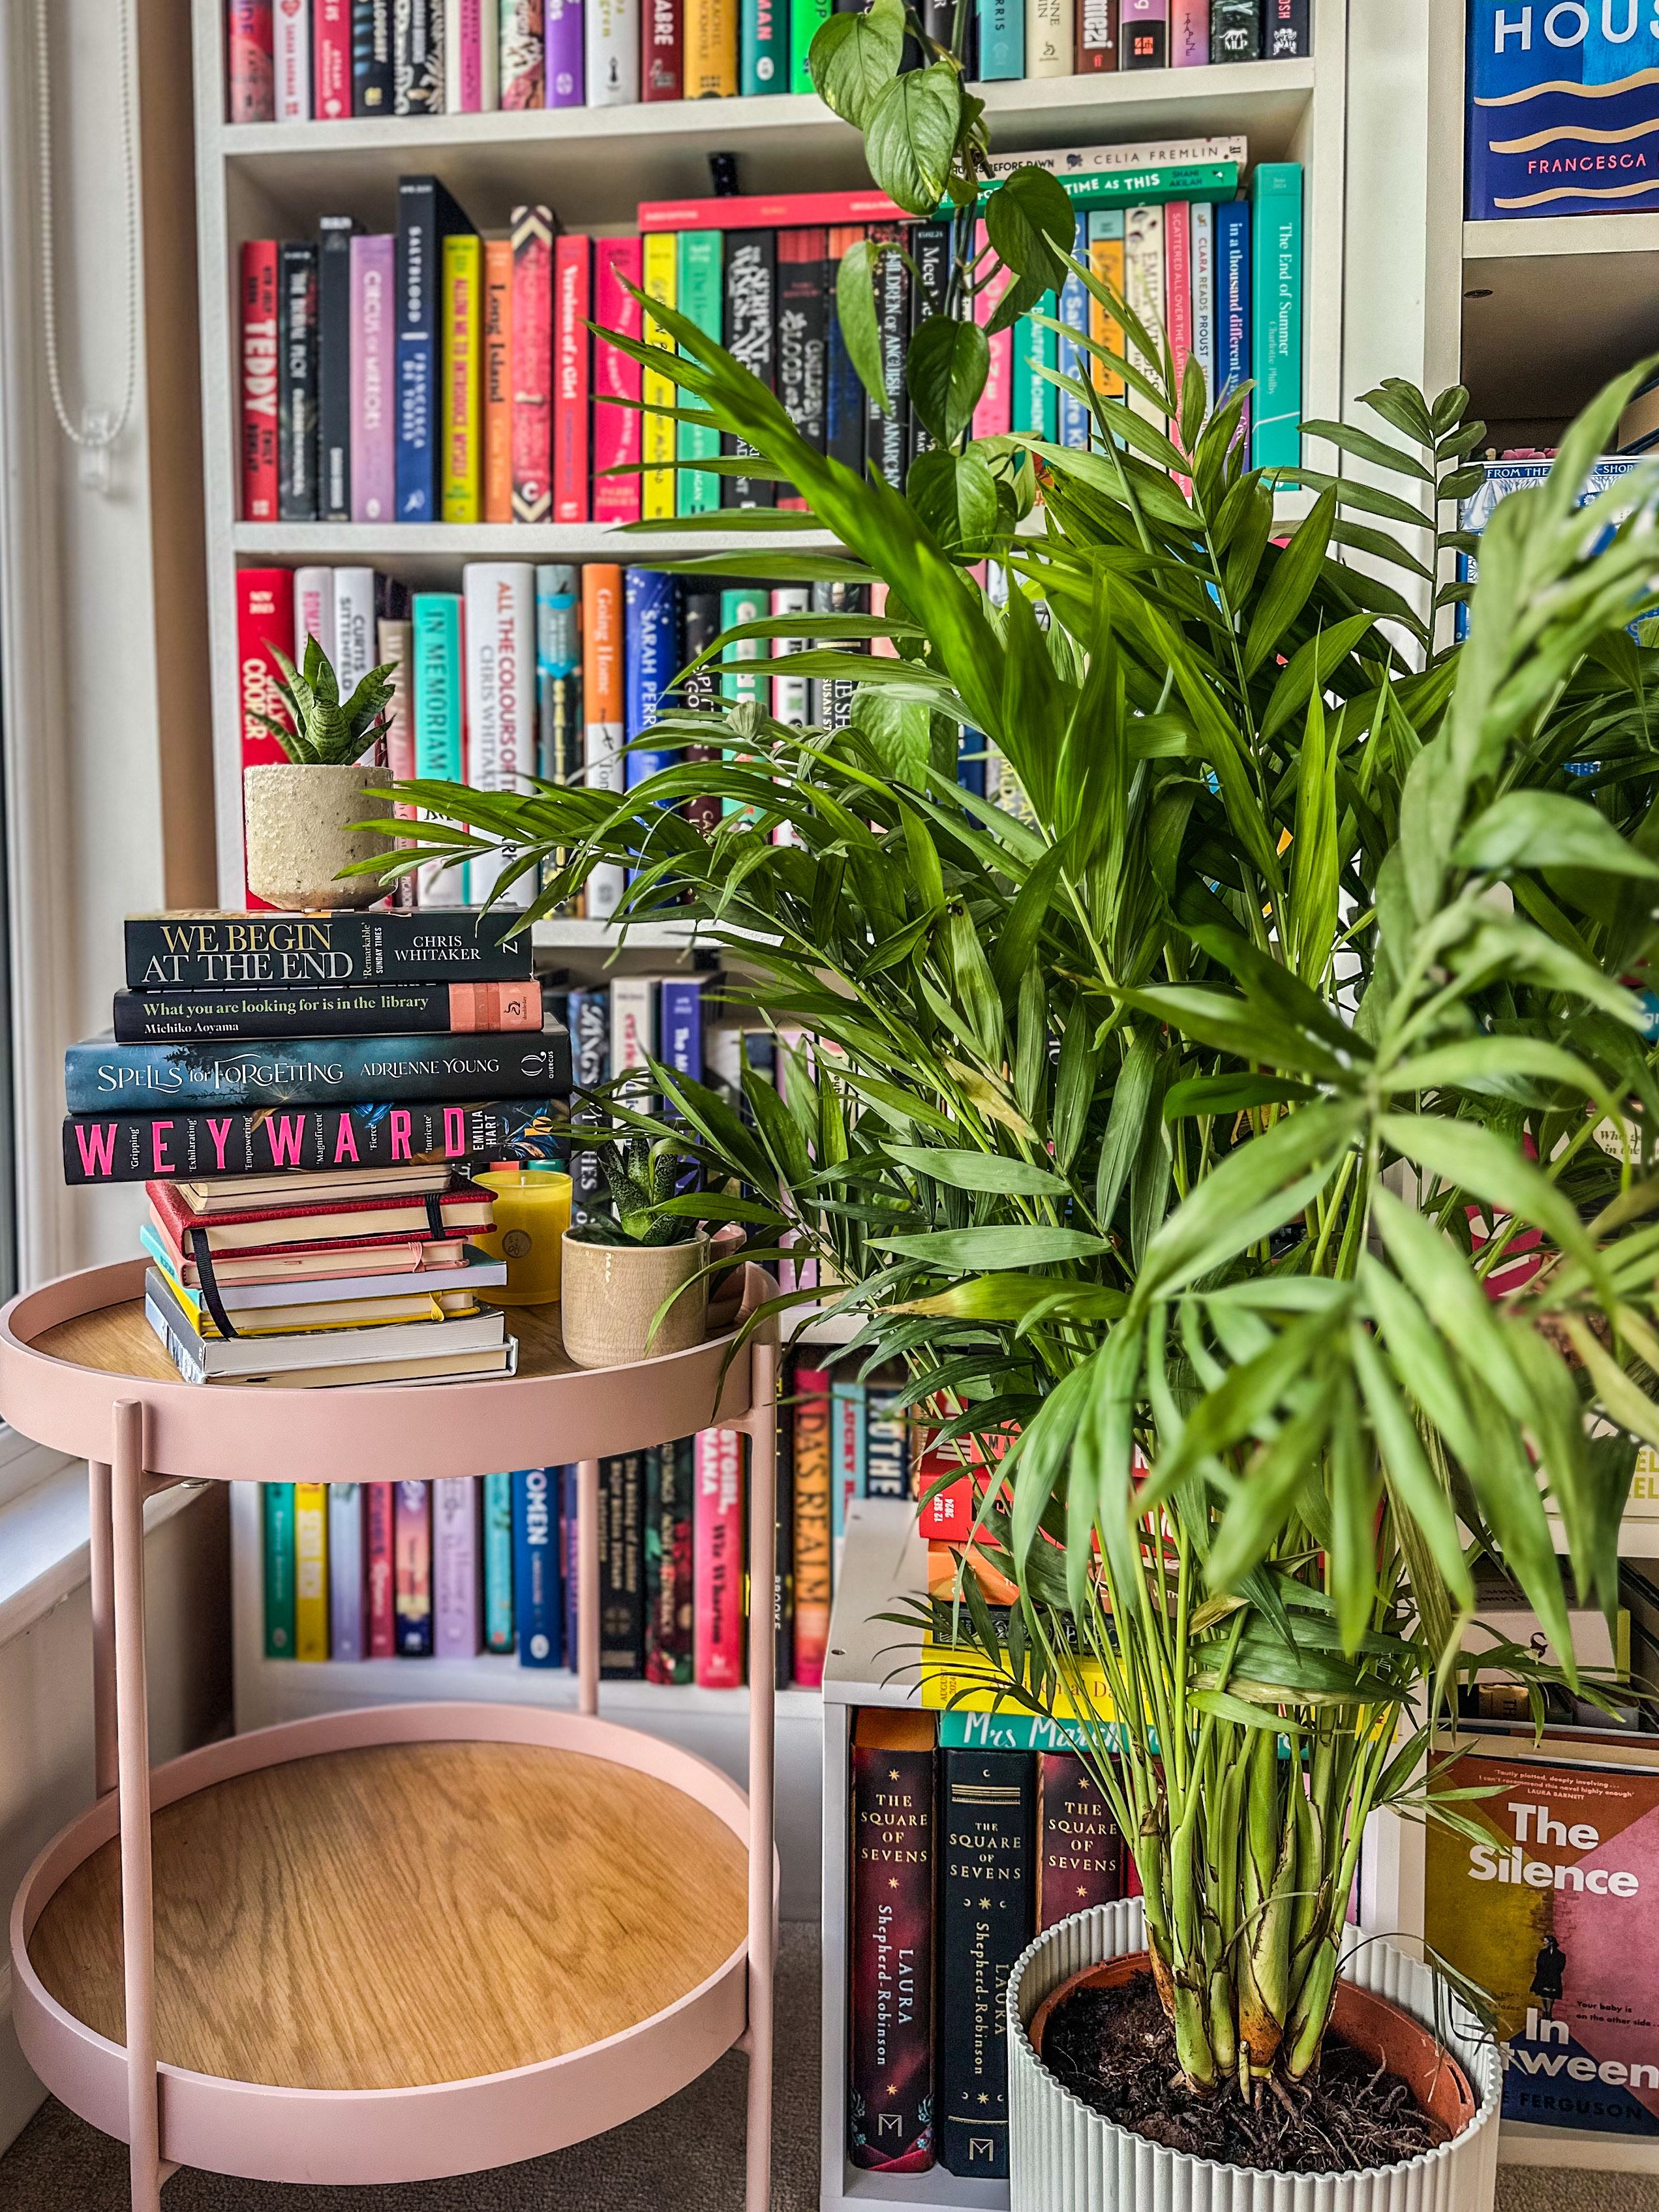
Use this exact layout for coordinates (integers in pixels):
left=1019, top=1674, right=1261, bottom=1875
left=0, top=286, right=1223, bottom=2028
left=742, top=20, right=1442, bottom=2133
left=577, top=1459, right=600, bottom=1718
left=112, top=1399, right=164, bottom=2212
left=89, top=1460, right=116, bottom=1798
left=742, top=1338, right=777, bottom=2212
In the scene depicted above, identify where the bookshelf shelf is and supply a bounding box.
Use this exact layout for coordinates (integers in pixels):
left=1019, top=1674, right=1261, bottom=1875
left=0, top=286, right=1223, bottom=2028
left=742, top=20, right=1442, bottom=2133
left=232, top=521, right=842, bottom=579
left=0, top=1258, right=784, bottom=2207
left=1461, top=215, right=1659, bottom=426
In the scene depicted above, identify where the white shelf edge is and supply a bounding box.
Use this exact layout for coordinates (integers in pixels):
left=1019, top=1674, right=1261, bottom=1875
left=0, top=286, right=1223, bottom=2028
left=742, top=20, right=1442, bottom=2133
left=1464, top=212, right=1659, bottom=266
left=233, top=521, right=842, bottom=559
left=239, top=1650, right=825, bottom=1718
left=1496, top=2120, right=1659, bottom=2172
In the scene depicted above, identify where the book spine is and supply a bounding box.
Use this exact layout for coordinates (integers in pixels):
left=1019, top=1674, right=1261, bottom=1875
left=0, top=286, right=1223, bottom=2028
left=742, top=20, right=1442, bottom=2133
left=394, top=1479, right=433, bottom=1654
left=1120, top=0, right=1166, bottom=66
left=294, top=1483, right=329, bottom=1659
left=676, top=230, right=725, bottom=515
left=581, top=563, right=626, bottom=918
left=395, top=177, right=439, bottom=520
left=433, top=1476, right=481, bottom=1655
left=865, top=228, right=907, bottom=489
left=239, top=243, right=281, bottom=521
left=865, top=1383, right=909, bottom=1498
left=566, top=986, right=611, bottom=1219
left=461, top=562, right=536, bottom=906
left=641, top=231, right=678, bottom=520
left=791, top=1366, right=831, bottom=1686
left=1251, top=162, right=1301, bottom=473
left=1036, top=1750, right=1125, bottom=1927
left=1012, top=298, right=1056, bottom=439
left=1056, top=212, right=1090, bottom=448
left=774, top=1390, right=794, bottom=1686
left=600, top=1454, right=646, bottom=1676
left=552, top=234, right=590, bottom=522
left=1170, top=0, right=1206, bottom=63
left=685, top=0, right=737, bottom=91
left=1123, top=202, right=1164, bottom=424
left=354, top=0, right=395, bottom=107
left=825, top=224, right=866, bottom=477
left=937, top=1747, right=1035, bottom=2175
left=511, top=1466, right=562, bottom=1663
left=639, top=185, right=911, bottom=232
left=1075, top=0, right=1114, bottom=68
left=328, top=1482, right=365, bottom=1661
left=720, top=588, right=767, bottom=738
left=645, top=0, right=682, bottom=94
left=831, top=1378, right=866, bottom=1539
left=586, top=0, right=639, bottom=102
left=907, top=223, right=946, bottom=468
left=849, top=1720, right=935, bottom=2168
left=442, top=232, right=483, bottom=521
left=1189, top=200, right=1215, bottom=405
left=236, top=568, right=295, bottom=784
left=393, top=0, right=444, bottom=110
left=64, top=1095, right=564, bottom=1185
left=972, top=220, right=1012, bottom=440
left=645, top=1439, right=694, bottom=1682
left=625, top=568, right=682, bottom=781
left=693, top=1428, right=744, bottom=1688
left=365, top=1481, right=395, bottom=1656
left=722, top=230, right=776, bottom=507
left=807, top=578, right=867, bottom=732
left=501, top=0, right=545, bottom=102
left=979, top=0, right=1024, bottom=77
left=508, top=206, right=554, bottom=523
left=775, top=228, right=827, bottom=501
left=277, top=243, right=319, bottom=520
left=536, top=562, right=582, bottom=785
left=294, top=564, right=335, bottom=667
left=1026, top=0, right=1071, bottom=75
left=789, top=0, right=829, bottom=86
left=1087, top=209, right=1125, bottom=406
left=410, top=590, right=468, bottom=902
left=680, top=590, right=722, bottom=834
left=770, top=585, right=810, bottom=725
left=545, top=0, right=585, bottom=100
left=1264, top=0, right=1309, bottom=55
left=482, top=1470, right=515, bottom=1650
left=263, top=1483, right=296, bottom=1657
left=446, top=0, right=478, bottom=104
left=350, top=234, right=395, bottom=521
left=1215, top=195, right=1251, bottom=442
left=741, top=0, right=785, bottom=93
left=1210, top=0, right=1256, bottom=56
left=275, top=0, right=312, bottom=115
left=483, top=237, right=514, bottom=523
left=562, top=1464, right=580, bottom=1665
left=592, top=237, right=643, bottom=523
left=314, top=0, right=352, bottom=115
left=609, top=976, right=657, bottom=1102
left=1165, top=199, right=1193, bottom=436
left=332, top=564, right=377, bottom=694
left=230, top=0, right=277, bottom=120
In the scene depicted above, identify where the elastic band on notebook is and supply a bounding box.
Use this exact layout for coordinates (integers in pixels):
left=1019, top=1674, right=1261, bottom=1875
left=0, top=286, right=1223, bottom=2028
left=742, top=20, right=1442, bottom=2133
left=189, top=1230, right=239, bottom=1341
left=425, top=1192, right=447, bottom=1239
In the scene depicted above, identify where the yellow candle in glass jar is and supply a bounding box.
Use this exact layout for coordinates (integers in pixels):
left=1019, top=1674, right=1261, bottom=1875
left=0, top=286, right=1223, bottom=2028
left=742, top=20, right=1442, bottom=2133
left=472, top=1169, right=572, bottom=1307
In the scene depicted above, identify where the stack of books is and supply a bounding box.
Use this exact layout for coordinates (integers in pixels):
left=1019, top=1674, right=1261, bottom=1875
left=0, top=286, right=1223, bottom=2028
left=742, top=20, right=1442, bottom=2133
left=63, top=907, right=571, bottom=1388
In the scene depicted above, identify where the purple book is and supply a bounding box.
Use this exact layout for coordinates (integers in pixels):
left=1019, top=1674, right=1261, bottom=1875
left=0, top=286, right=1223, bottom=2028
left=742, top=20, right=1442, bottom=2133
left=433, top=1476, right=482, bottom=1658
left=562, top=1462, right=579, bottom=1668
left=350, top=232, right=395, bottom=524
left=328, top=1482, right=365, bottom=1663
left=545, top=0, right=584, bottom=105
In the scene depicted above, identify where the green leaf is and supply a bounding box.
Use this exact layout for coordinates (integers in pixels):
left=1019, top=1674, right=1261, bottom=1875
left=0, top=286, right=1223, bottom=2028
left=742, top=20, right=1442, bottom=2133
left=873, top=1225, right=1112, bottom=1266
left=1455, top=790, right=1659, bottom=881
left=906, top=446, right=998, bottom=558
left=850, top=686, right=932, bottom=784
left=809, top=0, right=905, bottom=127
left=864, top=61, right=961, bottom=215
left=836, top=241, right=889, bottom=412
left=1243, top=487, right=1339, bottom=676
left=896, top=1273, right=1128, bottom=1321
left=983, top=166, right=1075, bottom=295
left=1163, top=1076, right=1316, bottom=1122
left=906, top=314, right=990, bottom=449
left=1376, top=1112, right=1606, bottom=1289
left=884, top=1145, right=1070, bottom=1194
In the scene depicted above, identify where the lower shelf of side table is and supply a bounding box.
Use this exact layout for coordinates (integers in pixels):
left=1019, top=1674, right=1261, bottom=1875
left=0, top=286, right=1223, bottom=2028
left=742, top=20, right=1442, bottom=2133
left=10, top=1703, right=757, bottom=2185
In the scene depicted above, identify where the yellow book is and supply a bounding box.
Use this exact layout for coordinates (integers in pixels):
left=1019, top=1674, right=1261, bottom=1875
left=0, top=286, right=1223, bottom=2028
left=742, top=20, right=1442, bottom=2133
left=641, top=232, right=678, bottom=523
left=684, top=0, right=738, bottom=94
left=1088, top=214, right=1125, bottom=406
left=294, top=1483, right=329, bottom=1661
left=919, top=1633, right=1114, bottom=1717
left=442, top=232, right=483, bottom=524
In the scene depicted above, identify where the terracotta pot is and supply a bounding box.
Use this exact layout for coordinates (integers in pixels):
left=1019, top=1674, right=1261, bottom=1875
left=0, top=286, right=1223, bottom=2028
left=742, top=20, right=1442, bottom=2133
left=1008, top=1898, right=1502, bottom=2212
left=558, top=1232, right=710, bottom=1369
left=243, top=762, right=393, bottom=910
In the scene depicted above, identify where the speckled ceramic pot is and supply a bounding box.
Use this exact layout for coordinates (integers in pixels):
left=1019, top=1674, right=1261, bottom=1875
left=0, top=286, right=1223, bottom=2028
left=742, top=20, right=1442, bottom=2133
left=558, top=1232, right=710, bottom=1369
left=243, top=763, right=393, bottom=910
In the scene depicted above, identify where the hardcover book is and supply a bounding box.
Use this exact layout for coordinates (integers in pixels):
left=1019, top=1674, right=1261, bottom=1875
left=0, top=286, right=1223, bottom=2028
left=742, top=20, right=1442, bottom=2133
left=294, top=1484, right=328, bottom=1658
left=1170, top=0, right=1204, bottom=63
left=314, top=0, right=352, bottom=115
left=566, top=986, right=610, bottom=1219
left=1026, top=0, right=1071, bottom=75
left=641, top=231, right=678, bottom=520
left=592, top=237, right=643, bottom=523
left=501, top=0, right=545, bottom=103
left=512, top=205, right=555, bottom=522
left=442, top=230, right=483, bottom=521
left=277, top=242, right=319, bottom=521
left=741, top=0, right=784, bottom=93
left=328, top=1481, right=365, bottom=1661
left=393, top=0, right=444, bottom=110
left=333, top=566, right=378, bottom=693
left=410, top=592, right=467, bottom=905
left=792, top=1363, right=832, bottom=1686
left=462, top=562, right=537, bottom=905
left=831, top=1376, right=866, bottom=1540
left=586, top=0, right=639, bottom=102
left=239, top=243, right=280, bottom=521
left=686, top=0, right=738, bottom=91
left=536, top=563, right=582, bottom=786
left=433, top=1475, right=482, bottom=1656
left=350, top=234, right=395, bottom=521
left=545, top=0, right=585, bottom=101
left=1121, top=0, right=1165, bottom=67
left=1036, top=1750, right=1124, bottom=1925
left=396, top=175, right=478, bottom=523
left=123, top=907, right=530, bottom=990
left=394, top=1478, right=433, bottom=1655
left=676, top=230, right=724, bottom=515
left=981, top=0, right=1024, bottom=74
left=937, top=1746, right=1035, bottom=2175
left=1467, top=1, right=1659, bottom=219
left=865, top=229, right=908, bottom=489
left=483, top=1470, right=515, bottom=1651
left=64, top=1097, right=564, bottom=1185
left=275, top=0, right=312, bottom=117
left=624, top=569, right=682, bottom=781
left=264, top=1482, right=296, bottom=1656
left=637, top=187, right=904, bottom=232
left=1216, top=196, right=1251, bottom=435
left=366, top=1480, right=395, bottom=1656
left=295, top=564, right=335, bottom=668
left=113, top=978, right=541, bottom=1043
left=645, top=0, right=682, bottom=94
left=599, top=1453, right=646, bottom=1676
left=825, top=224, right=866, bottom=477
left=553, top=235, right=590, bottom=521
left=849, top=1710, right=936, bottom=2170
left=645, top=1436, right=694, bottom=1682
left=353, top=0, right=394, bottom=110
left=776, top=228, right=829, bottom=475
left=791, top=0, right=829, bottom=85
left=229, top=0, right=277, bottom=120
left=581, top=564, right=626, bottom=917
left=865, top=1375, right=909, bottom=1498
left=483, top=238, right=514, bottom=523
left=512, top=1465, right=563, bottom=1664
left=1250, top=162, right=1302, bottom=470
left=1210, top=0, right=1256, bottom=57
left=694, top=1427, right=744, bottom=1688
left=1264, top=0, right=1309, bottom=55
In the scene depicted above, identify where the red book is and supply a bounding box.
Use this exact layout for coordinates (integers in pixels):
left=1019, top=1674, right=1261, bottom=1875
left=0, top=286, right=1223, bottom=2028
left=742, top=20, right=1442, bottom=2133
left=394, top=1479, right=433, bottom=1656
left=312, top=0, right=351, bottom=116
left=972, top=219, right=1012, bottom=440
left=148, top=1177, right=495, bottom=1256
left=592, top=237, right=643, bottom=525
left=553, top=235, right=590, bottom=523
left=483, top=237, right=514, bottom=524
left=227, top=0, right=275, bottom=120
left=791, top=1364, right=831, bottom=1687
left=693, top=1427, right=744, bottom=1688
left=639, top=187, right=906, bottom=233
left=1036, top=1750, right=1125, bottom=1928
left=849, top=1710, right=936, bottom=2171
left=365, top=1481, right=395, bottom=1657
left=644, top=0, right=682, bottom=97
left=236, top=566, right=292, bottom=905
left=239, top=247, right=281, bottom=522
left=1077, top=0, right=1119, bottom=68
left=511, top=204, right=554, bottom=523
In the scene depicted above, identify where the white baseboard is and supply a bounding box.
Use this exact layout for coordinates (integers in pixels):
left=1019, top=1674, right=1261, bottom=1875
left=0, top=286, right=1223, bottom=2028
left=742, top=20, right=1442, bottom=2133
left=0, top=1961, right=47, bottom=2159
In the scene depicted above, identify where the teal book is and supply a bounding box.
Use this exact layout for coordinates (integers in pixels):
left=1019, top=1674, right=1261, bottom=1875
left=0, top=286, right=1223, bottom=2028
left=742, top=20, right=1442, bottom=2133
left=977, top=0, right=1022, bottom=78
left=789, top=0, right=829, bottom=89
left=411, top=590, right=466, bottom=902
left=1014, top=296, right=1057, bottom=441
left=263, top=1483, right=296, bottom=1659
left=677, top=232, right=724, bottom=517
left=483, top=1471, right=515, bottom=1653
left=720, top=587, right=767, bottom=819
left=831, top=1376, right=867, bottom=1540
left=741, top=0, right=787, bottom=93
left=1250, top=162, right=1303, bottom=473
left=939, top=1710, right=1098, bottom=1751
left=987, top=161, right=1240, bottom=213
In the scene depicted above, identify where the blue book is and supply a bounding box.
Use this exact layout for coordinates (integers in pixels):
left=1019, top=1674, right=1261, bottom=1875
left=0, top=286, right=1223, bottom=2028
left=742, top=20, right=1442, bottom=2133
left=957, top=729, right=986, bottom=798
left=624, top=568, right=682, bottom=787
left=1056, top=216, right=1091, bottom=453
left=1467, top=3, right=1659, bottom=222
left=395, top=175, right=476, bottom=522
left=483, top=1472, right=515, bottom=1653
left=1250, top=164, right=1302, bottom=473
left=65, top=1025, right=570, bottom=1112
left=562, top=1463, right=580, bottom=1669
left=1215, top=198, right=1251, bottom=417
left=659, top=975, right=706, bottom=1085
left=865, top=1380, right=909, bottom=1498
left=1013, top=296, right=1057, bottom=442
left=977, top=0, right=1022, bottom=78
left=825, top=272, right=864, bottom=477
left=327, top=1483, right=364, bottom=1662
left=511, top=1467, right=563, bottom=1667
left=831, top=1376, right=866, bottom=1540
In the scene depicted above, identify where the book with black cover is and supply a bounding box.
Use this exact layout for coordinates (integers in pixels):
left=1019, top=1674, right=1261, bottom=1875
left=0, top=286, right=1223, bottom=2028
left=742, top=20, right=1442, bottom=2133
left=682, top=590, right=723, bottom=834
left=393, top=0, right=443, bottom=110
left=907, top=221, right=951, bottom=468
left=123, top=909, right=532, bottom=990
left=1035, top=1749, right=1125, bottom=1927
left=353, top=0, right=394, bottom=111
left=277, top=241, right=319, bottom=521
left=1211, top=0, right=1260, bottom=58
left=112, top=978, right=543, bottom=1043
left=63, top=1097, right=566, bottom=1186
left=937, top=1746, right=1035, bottom=2177
left=775, top=228, right=829, bottom=484
left=645, top=1436, right=694, bottom=1683
left=567, top=985, right=611, bottom=1221
left=866, top=226, right=909, bottom=490
left=721, top=230, right=777, bottom=508
left=599, top=1451, right=646, bottom=1676
left=316, top=215, right=356, bottom=520
left=396, top=174, right=478, bottom=523
left=849, top=1709, right=936, bottom=2171
left=1264, top=0, right=1311, bottom=55
left=809, top=580, right=870, bottom=733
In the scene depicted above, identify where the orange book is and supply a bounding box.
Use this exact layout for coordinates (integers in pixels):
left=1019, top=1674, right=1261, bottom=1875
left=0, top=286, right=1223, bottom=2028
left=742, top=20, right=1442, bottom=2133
left=581, top=564, right=623, bottom=731
left=1088, top=219, right=1125, bottom=402
left=483, top=237, right=513, bottom=525
left=684, top=0, right=737, bottom=94
left=928, top=1539, right=1019, bottom=1608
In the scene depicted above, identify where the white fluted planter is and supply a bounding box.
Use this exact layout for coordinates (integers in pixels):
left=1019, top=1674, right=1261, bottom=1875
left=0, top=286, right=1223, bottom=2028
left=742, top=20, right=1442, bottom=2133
left=1008, top=1900, right=1502, bottom=2212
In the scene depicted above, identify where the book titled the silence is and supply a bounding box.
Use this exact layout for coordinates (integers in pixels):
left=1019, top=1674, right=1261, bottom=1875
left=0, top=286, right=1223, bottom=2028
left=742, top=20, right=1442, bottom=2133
left=112, top=980, right=543, bottom=1043
left=124, top=909, right=532, bottom=990
left=64, top=1097, right=566, bottom=1185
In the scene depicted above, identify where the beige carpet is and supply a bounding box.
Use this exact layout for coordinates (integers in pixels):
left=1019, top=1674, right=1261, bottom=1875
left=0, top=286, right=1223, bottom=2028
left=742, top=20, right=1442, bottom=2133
left=0, top=1928, right=1654, bottom=2209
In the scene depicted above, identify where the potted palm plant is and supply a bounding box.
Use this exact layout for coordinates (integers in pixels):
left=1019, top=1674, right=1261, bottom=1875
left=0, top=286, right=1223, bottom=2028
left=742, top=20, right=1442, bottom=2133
left=245, top=637, right=397, bottom=909
left=360, top=74, right=1659, bottom=2202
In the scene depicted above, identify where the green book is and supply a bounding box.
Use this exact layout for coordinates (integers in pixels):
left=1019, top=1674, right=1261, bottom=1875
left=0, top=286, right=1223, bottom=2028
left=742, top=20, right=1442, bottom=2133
left=1013, top=296, right=1058, bottom=442
left=742, top=0, right=788, bottom=93
left=984, top=161, right=1240, bottom=213
left=1250, top=161, right=1303, bottom=474
left=483, top=1471, right=514, bottom=1654
left=263, top=1483, right=296, bottom=1659
left=677, top=232, right=724, bottom=517
left=937, top=1710, right=1095, bottom=1751
left=720, top=586, right=769, bottom=818
left=790, top=0, right=830, bottom=91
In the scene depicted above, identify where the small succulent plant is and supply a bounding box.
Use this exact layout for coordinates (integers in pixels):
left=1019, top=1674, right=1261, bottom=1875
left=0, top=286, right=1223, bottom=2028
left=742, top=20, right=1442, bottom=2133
left=569, top=1136, right=699, bottom=1247
left=251, top=636, right=397, bottom=766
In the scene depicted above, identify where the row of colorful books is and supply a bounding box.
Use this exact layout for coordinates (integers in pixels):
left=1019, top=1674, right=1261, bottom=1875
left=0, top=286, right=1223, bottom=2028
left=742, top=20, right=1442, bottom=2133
left=237, top=144, right=1304, bottom=524
left=226, top=0, right=1312, bottom=125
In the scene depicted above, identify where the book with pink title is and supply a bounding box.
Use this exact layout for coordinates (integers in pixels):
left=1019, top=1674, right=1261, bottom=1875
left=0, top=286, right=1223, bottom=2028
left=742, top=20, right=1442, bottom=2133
left=693, top=1427, right=744, bottom=1688
left=433, top=1476, right=482, bottom=1656
left=394, top=1478, right=433, bottom=1656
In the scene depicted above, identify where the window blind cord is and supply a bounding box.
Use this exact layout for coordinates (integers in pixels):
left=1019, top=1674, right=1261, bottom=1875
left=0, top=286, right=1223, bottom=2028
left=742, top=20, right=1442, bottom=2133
left=33, top=0, right=140, bottom=491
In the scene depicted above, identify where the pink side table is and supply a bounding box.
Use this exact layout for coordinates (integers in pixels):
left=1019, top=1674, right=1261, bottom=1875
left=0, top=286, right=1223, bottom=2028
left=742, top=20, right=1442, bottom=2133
left=0, top=1258, right=780, bottom=2211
